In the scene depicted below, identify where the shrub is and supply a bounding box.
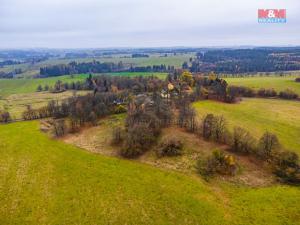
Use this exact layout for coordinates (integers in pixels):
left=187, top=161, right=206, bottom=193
left=202, top=114, right=215, bottom=140
left=212, top=115, right=228, bottom=143
left=156, top=136, right=183, bottom=157
left=121, top=123, right=156, bottom=158
left=243, top=87, right=256, bottom=97
left=295, top=77, right=300, bottom=82
left=22, top=105, right=39, bottom=120
left=279, top=89, right=298, bottom=99
left=231, top=127, right=256, bottom=154
left=114, top=105, right=127, bottom=114
left=202, top=114, right=228, bottom=143
left=88, top=111, right=98, bottom=126
left=111, top=126, right=123, bottom=145
left=257, top=132, right=280, bottom=160
left=257, top=88, right=277, bottom=97
left=0, top=111, right=11, bottom=123
left=177, top=98, right=196, bottom=130
left=52, top=119, right=67, bottom=137
left=69, top=116, right=80, bottom=133
left=274, top=151, right=300, bottom=184
left=36, top=84, right=43, bottom=92
left=227, top=86, right=256, bottom=98
left=197, top=150, right=238, bottom=179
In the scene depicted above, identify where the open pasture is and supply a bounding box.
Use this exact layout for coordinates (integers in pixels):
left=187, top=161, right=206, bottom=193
left=225, top=76, right=300, bottom=95
left=193, top=98, right=300, bottom=154
left=0, top=121, right=299, bottom=225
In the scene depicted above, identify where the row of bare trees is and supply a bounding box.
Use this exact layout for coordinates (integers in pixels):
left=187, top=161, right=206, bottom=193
left=175, top=97, right=300, bottom=184
left=228, top=86, right=299, bottom=100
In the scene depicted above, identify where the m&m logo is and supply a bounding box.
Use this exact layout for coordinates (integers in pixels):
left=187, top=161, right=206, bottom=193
left=258, top=9, right=286, bottom=23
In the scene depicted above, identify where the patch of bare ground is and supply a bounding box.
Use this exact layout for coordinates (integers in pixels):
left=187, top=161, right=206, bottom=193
left=61, top=114, right=125, bottom=155
left=61, top=118, right=276, bottom=187
left=62, top=123, right=120, bottom=157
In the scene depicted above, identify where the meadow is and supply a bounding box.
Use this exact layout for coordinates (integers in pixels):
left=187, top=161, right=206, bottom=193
left=0, top=72, right=167, bottom=97
left=0, top=91, right=89, bottom=119
left=0, top=53, right=191, bottom=78
left=0, top=121, right=299, bottom=225
left=0, top=74, right=88, bottom=97
left=0, top=72, right=166, bottom=119
left=102, top=72, right=168, bottom=79
left=193, top=98, right=300, bottom=154
left=97, top=54, right=192, bottom=67
left=1, top=69, right=300, bottom=224
left=225, top=76, right=300, bottom=95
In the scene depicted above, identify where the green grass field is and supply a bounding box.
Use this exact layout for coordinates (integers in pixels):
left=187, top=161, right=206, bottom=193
left=103, top=72, right=167, bottom=79
left=0, top=72, right=166, bottom=97
left=0, top=121, right=299, bottom=225
left=225, top=76, right=300, bottom=95
left=0, top=54, right=191, bottom=78
left=0, top=91, right=90, bottom=119
left=0, top=72, right=166, bottom=118
left=98, top=54, right=192, bottom=67
left=193, top=98, right=300, bottom=154
left=0, top=74, right=88, bottom=97
left=0, top=121, right=225, bottom=225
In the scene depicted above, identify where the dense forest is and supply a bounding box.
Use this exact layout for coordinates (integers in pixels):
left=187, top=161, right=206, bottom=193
left=187, top=48, right=300, bottom=73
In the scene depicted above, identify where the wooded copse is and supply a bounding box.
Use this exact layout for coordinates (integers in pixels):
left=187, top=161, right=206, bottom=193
left=39, top=60, right=174, bottom=77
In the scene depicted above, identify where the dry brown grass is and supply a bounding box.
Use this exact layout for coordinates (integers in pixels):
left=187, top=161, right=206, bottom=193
left=62, top=116, right=276, bottom=187
left=0, top=90, right=90, bottom=119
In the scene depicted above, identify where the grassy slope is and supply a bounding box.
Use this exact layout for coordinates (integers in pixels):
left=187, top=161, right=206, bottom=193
left=0, top=121, right=225, bottom=225
left=0, top=54, right=191, bottom=78
left=1, top=121, right=300, bottom=225
left=0, top=72, right=167, bottom=97
left=222, top=183, right=300, bottom=225
left=0, top=74, right=88, bottom=97
left=225, top=76, right=300, bottom=95
left=0, top=72, right=166, bottom=119
left=193, top=98, right=300, bottom=153
left=0, top=91, right=89, bottom=119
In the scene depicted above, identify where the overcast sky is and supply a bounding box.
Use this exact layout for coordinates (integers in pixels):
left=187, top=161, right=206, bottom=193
left=0, top=0, right=299, bottom=48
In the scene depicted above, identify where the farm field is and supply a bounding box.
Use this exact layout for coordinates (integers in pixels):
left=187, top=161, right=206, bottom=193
left=0, top=72, right=166, bottom=118
left=0, top=74, right=88, bottom=97
left=102, top=72, right=168, bottom=79
left=0, top=72, right=167, bottom=97
left=97, top=54, right=193, bottom=67
left=193, top=98, right=300, bottom=154
left=225, top=76, right=300, bottom=95
left=0, top=53, right=191, bottom=78
left=0, top=121, right=299, bottom=225
left=0, top=91, right=89, bottom=119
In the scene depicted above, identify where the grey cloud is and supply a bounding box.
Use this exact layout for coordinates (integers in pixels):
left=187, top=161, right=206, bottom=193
left=0, top=0, right=299, bottom=48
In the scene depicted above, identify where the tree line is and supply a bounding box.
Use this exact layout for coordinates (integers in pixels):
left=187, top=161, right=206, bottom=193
left=185, top=48, right=300, bottom=73
left=174, top=97, right=300, bottom=184
left=228, top=86, right=299, bottom=100
left=0, top=69, right=23, bottom=79
left=39, top=61, right=173, bottom=77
